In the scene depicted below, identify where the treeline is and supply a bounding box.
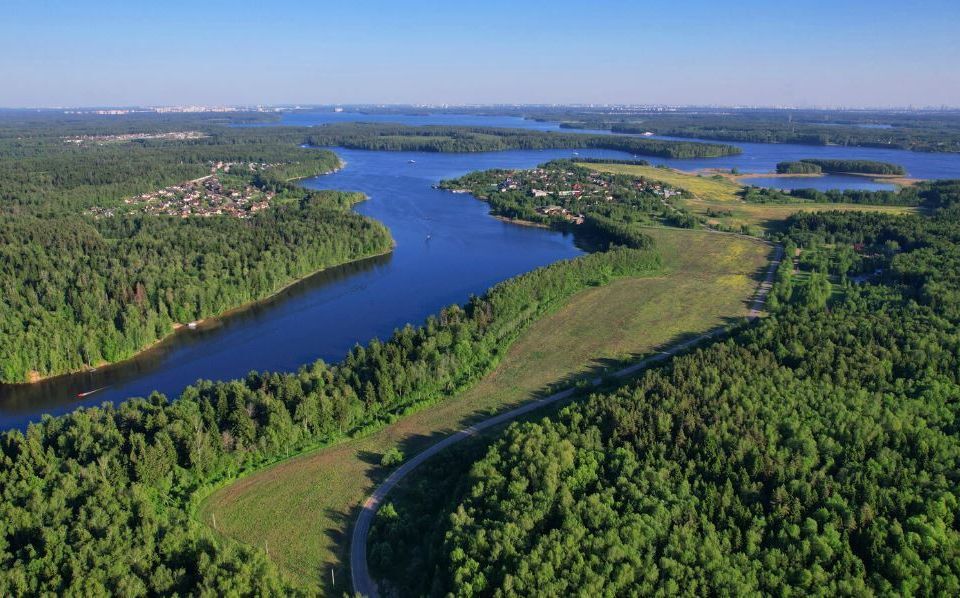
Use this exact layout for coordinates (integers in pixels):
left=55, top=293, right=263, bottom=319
left=572, top=157, right=651, bottom=166
left=740, top=178, right=956, bottom=208
left=304, top=123, right=741, bottom=159
left=0, top=191, right=392, bottom=383
left=775, top=160, right=823, bottom=174
left=370, top=180, right=960, bottom=596
left=784, top=159, right=906, bottom=176
left=553, top=108, right=960, bottom=153
left=0, top=246, right=662, bottom=595
left=740, top=185, right=920, bottom=206
left=0, top=109, right=281, bottom=140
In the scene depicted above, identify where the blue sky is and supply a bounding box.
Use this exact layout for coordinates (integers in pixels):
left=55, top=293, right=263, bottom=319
left=2, top=0, right=958, bottom=107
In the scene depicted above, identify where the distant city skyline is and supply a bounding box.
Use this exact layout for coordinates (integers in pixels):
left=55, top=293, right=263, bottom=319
left=2, top=0, right=958, bottom=108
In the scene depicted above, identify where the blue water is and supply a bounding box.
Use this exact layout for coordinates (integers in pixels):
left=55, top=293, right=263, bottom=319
left=741, top=175, right=894, bottom=192
left=3, top=112, right=960, bottom=429
left=0, top=147, right=632, bottom=429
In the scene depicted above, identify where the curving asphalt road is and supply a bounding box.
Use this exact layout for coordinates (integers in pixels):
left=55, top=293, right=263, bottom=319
left=350, top=243, right=783, bottom=597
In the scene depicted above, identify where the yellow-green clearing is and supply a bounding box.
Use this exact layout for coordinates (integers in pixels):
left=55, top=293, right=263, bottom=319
left=198, top=227, right=772, bottom=593
left=577, top=161, right=744, bottom=201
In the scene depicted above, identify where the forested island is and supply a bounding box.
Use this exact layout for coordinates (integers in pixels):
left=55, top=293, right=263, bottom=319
left=775, top=160, right=826, bottom=174
left=368, top=179, right=960, bottom=595
left=776, top=159, right=906, bottom=176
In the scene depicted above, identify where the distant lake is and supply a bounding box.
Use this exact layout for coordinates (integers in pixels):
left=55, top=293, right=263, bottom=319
left=3, top=112, right=959, bottom=429
left=739, top=175, right=894, bottom=192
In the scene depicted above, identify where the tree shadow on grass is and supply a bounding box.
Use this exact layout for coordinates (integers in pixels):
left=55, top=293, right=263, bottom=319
left=322, top=505, right=357, bottom=593
left=355, top=449, right=383, bottom=466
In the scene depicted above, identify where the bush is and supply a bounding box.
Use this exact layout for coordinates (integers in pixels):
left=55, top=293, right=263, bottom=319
left=381, top=448, right=404, bottom=468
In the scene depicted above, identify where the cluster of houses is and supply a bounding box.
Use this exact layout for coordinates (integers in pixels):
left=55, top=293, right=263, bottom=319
left=535, top=205, right=585, bottom=224
left=123, top=174, right=273, bottom=218
left=490, top=165, right=685, bottom=224
left=89, top=162, right=283, bottom=219
left=63, top=131, right=207, bottom=145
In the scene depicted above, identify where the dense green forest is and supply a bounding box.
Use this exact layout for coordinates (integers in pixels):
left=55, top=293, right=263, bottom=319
left=303, top=123, right=741, bottom=158
left=0, top=191, right=392, bottom=382
left=368, top=180, right=960, bottom=595
left=775, top=160, right=824, bottom=174
left=0, top=244, right=662, bottom=595
left=776, top=159, right=907, bottom=176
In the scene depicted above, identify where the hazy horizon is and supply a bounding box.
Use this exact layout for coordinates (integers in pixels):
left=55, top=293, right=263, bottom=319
left=3, top=0, right=958, bottom=108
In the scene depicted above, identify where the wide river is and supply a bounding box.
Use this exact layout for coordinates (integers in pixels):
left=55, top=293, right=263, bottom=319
left=3, top=112, right=960, bottom=428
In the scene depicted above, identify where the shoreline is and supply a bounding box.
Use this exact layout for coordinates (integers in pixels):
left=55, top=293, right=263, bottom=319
left=10, top=245, right=395, bottom=388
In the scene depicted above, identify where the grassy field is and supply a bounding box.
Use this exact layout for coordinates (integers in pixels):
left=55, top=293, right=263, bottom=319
left=577, top=161, right=744, bottom=201
left=198, top=228, right=772, bottom=594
